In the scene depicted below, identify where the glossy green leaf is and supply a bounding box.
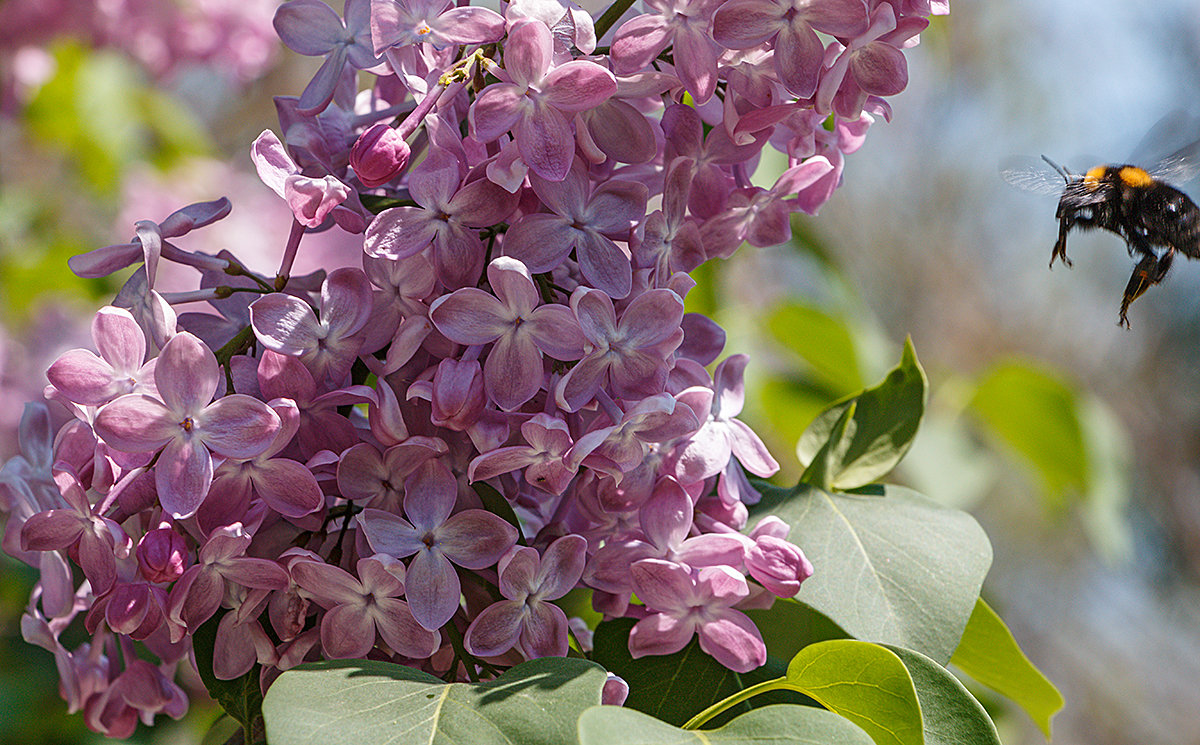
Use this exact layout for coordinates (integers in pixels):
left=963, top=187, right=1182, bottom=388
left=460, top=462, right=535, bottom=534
left=754, top=483, right=991, bottom=663
left=968, top=359, right=1088, bottom=509
left=578, top=704, right=874, bottom=745
left=884, top=645, right=1001, bottom=745
left=745, top=600, right=849, bottom=663
left=796, top=338, right=927, bottom=490
left=192, top=613, right=263, bottom=741
left=590, top=618, right=742, bottom=726
left=261, top=657, right=606, bottom=745
left=767, top=302, right=865, bottom=394
left=784, top=640, right=922, bottom=745
left=950, top=598, right=1063, bottom=739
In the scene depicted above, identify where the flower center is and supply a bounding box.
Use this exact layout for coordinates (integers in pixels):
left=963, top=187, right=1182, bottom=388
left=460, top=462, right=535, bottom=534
left=180, top=417, right=195, bottom=433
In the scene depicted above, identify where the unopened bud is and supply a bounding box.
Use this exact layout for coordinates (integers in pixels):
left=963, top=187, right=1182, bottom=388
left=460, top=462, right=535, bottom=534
left=136, top=528, right=189, bottom=583
left=350, top=123, right=410, bottom=188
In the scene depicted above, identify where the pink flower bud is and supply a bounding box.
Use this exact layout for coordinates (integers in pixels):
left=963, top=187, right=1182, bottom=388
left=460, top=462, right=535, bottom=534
left=430, top=358, right=486, bottom=431
left=350, top=123, right=410, bottom=188
left=746, top=535, right=813, bottom=598
left=136, top=528, right=189, bottom=583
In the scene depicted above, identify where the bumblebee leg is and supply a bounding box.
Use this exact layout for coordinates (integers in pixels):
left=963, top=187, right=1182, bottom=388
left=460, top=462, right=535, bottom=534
left=1051, top=218, right=1073, bottom=268
left=1119, top=250, right=1174, bottom=327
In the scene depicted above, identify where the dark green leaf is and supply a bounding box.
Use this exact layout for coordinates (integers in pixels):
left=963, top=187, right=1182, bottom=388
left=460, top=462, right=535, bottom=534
left=950, top=598, right=1063, bottom=739
left=590, top=618, right=742, bottom=726
left=754, top=483, right=991, bottom=663
left=884, top=645, right=1001, bottom=745
left=577, top=704, right=874, bottom=745
left=261, top=657, right=606, bottom=745
left=192, top=614, right=264, bottom=742
left=745, top=600, right=849, bottom=663
left=796, top=338, right=927, bottom=490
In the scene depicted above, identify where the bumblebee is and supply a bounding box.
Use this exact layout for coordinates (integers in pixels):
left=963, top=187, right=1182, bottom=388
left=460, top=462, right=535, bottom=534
left=1004, top=118, right=1200, bottom=327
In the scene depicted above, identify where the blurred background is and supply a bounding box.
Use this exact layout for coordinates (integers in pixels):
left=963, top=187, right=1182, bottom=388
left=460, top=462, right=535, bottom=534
left=4, top=0, right=1200, bottom=742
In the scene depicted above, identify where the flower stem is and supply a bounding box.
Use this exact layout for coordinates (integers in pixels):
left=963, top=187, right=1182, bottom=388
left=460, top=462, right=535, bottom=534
left=594, top=0, right=637, bottom=40
left=681, top=678, right=789, bottom=730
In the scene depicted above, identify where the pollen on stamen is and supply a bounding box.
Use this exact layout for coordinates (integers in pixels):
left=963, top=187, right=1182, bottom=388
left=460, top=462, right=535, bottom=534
left=180, top=417, right=195, bottom=433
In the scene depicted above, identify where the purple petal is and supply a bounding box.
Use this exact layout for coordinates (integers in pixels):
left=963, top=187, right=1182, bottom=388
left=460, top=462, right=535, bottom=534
left=448, top=178, right=518, bottom=227
left=541, top=61, right=617, bottom=112
left=501, top=214, right=577, bottom=273
left=485, top=333, right=544, bottom=411
left=437, top=510, right=518, bottom=569
left=93, top=306, right=146, bottom=371
left=611, top=14, right=673, bottom=73
left=402, top=460, right=457, bottom=530
left=429, top=289, right=509, bottom=344
left=46, top=349, right=120, bottom=406
left=526, top=304, right=585, bottom=360
left=530, top=159, right=589, bottom=220
left=572, top=288, right=618, bottom=343
left=487, top=257, right=539, bottom=316
left=696, top=609, right=766, bottom=672
left=432, top=6, right=506, bottom=45
left=711, top=0, right=784, bottom=48
left=851, top=42, right=909, bottom=95
left=222, top=557, right=290, bottom=590
left=463, top=600, right=524, bottom=656
left=250, top=294, right=320, bottom=356
left=274, top=0, right=345, bottom=55
left=357, top=508, right=423, bottom=558
left=775, top=22, right=825, bottom=98
left=363, top=207, right=439, bottom=260
left=672, top=26, right=718, bottom=103
left=467, top=446, right=536, bottom=482
left=252, top=458, right=324, bottom=517
left=93, top=394, right=177, bottom=454
left=498, top=545, right=540, bottom=597
left=575, top=231, right=633, bottom=299
left=583, top=99, right=657, bottom=165
left=321, top=267, right=374, bottom=338
left=515, top=102, right=575, bottom=182
left=536, top=534, right=587, bottom=600
left=296, top=46, right=348, bottom=115
left=585, top=180, right=648, bottom=235
left=629, top=558, right=692, bottom=612
left=320, top=604, right=376, bottom=658
left=198, top=395, right=280, bottom=459
left=250, top=130, right=298, bottom=198
left=505, top=19, right=552, bottom=87
left=727, top=418, right=780, bottom=477
left=68, top=242, right=142, bottom=278
left=556, top=356, right=609, bottom=412
left=374, top=599, right=441, bottom=657
left=519, top=601, right=569, bottom=658
left=470, top=84, right=527, bottom=143
left=155, top=332, right=219, bottom=415
left=432, top=222, right=487, bottom=289
left=405, top=549, right=462, bottom=629
left=156, top=436, right=214, bottom=519
left=628, top=612, right=694, bottom=658
left=620, top=289, right=685, bottom=347
left=291, top=560, right=365, bottom=606
left=805, top=0, right=870, bottom=36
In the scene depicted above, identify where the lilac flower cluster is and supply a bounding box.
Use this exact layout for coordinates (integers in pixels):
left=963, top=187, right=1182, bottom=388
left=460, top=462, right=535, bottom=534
left=0, top=0, right=944, bottom=735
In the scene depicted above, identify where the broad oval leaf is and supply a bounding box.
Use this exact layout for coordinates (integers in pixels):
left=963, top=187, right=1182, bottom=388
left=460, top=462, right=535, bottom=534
left=578, top=703, right=874, bottom=745
left=590, top=618, right=743, bottom=726
left=754, top=483, right=992, bottom=663
left=797, top=338, right=927, bottom=490
left=968, top=359, right=1088, bottom=509
left=950, top=598, right=1063, bottom=739
left=884, top=645, right=1001, bottom=745
left=262, top=657, right=607, bottom=745
left=784, top=640, right=922, bottom=745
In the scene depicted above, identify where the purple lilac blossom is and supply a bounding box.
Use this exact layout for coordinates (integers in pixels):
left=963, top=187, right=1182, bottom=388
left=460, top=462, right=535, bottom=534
left=0, top=0, right=946, bottom=733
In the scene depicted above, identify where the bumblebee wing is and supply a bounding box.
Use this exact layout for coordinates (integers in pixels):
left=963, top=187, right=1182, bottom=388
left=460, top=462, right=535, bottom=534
left=1000, top=155, right=1068, bottom=195
left=1130, top=109, right=1200, bottom=185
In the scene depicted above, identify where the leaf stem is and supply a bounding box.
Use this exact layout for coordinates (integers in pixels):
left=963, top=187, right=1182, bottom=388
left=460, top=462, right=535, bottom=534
left=594, top=0, right=637, bottom=40
left=681, top=678, right=789, bottom=730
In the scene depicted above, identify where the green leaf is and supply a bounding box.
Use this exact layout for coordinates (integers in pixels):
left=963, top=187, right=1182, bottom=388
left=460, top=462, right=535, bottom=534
left=968, top=359, right=1088, bottom=509
left=796, top=337, right=927, bottom=490
left=767, top=302, right=865, bottom=394
left=800, top=400, right=856, bottom=490
left=884, top=645, right=1001, bottom=745
left=261, top=657, right=607, bottom=745
left=754, top=483, right=992, bottom=663
left=192, top=613, right=264, bottom=742
left=950, top=598, right=1063, bottom=739
left=784, top=640, right=922, bottom=745
left=745, top=600, right=849, bottom=663
left=578, top=704, right=874, bottom=745
left=590, top=618, right=743, bottom=726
